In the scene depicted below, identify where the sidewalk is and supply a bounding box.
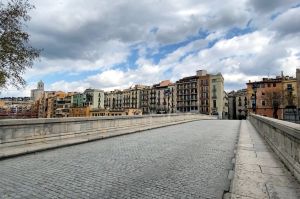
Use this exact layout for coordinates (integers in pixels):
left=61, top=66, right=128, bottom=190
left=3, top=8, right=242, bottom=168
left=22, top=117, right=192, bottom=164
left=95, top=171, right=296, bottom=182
left=227, top=120, right=300, bottom=199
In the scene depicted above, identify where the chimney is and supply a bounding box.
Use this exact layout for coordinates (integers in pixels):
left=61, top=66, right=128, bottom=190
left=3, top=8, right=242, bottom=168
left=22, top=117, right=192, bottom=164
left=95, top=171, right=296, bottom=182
left=297, top=68, right=300, bottom=80
left=196, top=70, right=207, bottom=76
left=281, top=71, right=284, bottom=77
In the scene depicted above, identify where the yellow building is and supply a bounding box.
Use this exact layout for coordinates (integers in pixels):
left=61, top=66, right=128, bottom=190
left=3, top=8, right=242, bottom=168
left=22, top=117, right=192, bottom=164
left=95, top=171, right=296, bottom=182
left=69, top=107, right=90, bottom=117
left=297, top=69, right=300, bottom=107
left=282, top=77, right=298, bottom=108
left=0, top=100, right=5, bottom=108
left=37, top=91, right=74, bottom=118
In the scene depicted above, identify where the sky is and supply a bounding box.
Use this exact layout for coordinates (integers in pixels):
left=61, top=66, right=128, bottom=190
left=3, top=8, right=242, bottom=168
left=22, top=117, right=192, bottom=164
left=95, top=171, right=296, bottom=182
left=1, top=0, right=300, bottom=97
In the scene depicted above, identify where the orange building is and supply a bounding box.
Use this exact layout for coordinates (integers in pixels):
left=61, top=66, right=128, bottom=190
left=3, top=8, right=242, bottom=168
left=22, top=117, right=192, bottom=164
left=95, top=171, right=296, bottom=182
left=247, top=73, right=298, bottom=120
left=247, top=78, right=283, bottom=119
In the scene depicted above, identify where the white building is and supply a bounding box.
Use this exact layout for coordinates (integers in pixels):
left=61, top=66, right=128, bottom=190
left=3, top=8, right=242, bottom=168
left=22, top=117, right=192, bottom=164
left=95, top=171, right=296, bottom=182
left=83, top=89, right=105, bottom=109
left=210, top=73, right=225, bottom=119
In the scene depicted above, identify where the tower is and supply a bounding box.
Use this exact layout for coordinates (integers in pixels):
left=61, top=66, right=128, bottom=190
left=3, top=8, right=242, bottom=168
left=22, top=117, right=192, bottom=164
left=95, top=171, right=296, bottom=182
left=37, top=80, right=44, bottom=91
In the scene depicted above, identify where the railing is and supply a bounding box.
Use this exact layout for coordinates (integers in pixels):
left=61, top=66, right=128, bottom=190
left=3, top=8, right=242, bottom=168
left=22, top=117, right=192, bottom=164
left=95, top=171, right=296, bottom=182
left=0, top=113, right=214, bottom=154
left=249, top=114, right=300, bottom=181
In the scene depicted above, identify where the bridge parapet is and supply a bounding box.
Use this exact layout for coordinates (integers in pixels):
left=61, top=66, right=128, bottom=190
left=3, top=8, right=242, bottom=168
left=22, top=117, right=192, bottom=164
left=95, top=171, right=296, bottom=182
left=0, top=113, right=214, bottom=158
left=249, top=114, right=300, bottom=182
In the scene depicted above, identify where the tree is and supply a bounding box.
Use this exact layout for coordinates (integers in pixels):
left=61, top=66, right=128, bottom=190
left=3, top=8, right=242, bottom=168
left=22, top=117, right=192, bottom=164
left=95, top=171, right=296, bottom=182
left=0, top=0, right=40, bottom=89
left=283, top=85, right=296, bottom=108
left=263, top=91, right=283, bottom=119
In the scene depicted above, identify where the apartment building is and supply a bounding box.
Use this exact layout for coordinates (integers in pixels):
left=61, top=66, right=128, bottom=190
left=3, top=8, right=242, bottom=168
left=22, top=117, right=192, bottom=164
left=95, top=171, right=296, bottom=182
left=223, top=91, right=229, bottom=119
left=37, top=91, right=58, bottom=118
left=69, top=107, right=90, bottom=117
left=228, top=91, right=236, bottom=119
left=104, top=89, right=123, bottom=110
left=235, top=89, right=247, bottom=119
left=122, top=85, right=146, bottom=109
left=54, top=93, right=73, bottom=118
left=83, top=89, right=105, bottom=109
left=150, top=80, right=176, bottom=114
left=0, top=97, right=36, bottom=119
left=140, top=86, right=152, bottom=114
left=228, top=89, right=248, bottom=120
left=198, top=71, right=210, bottom=114
left=210, top=73, right=226, bottom=118
left=176, top=70, right=226, bottom=117
left=71, top=89, right=105, bottom=109
left=35, top=91, right=76, bottom=118
left=71, top=93, right=84, bottom=107
left=246, top=71, right=299, bottom=120
left=247, top=77, right=283, bottom=119
left=176, top=73, right=200, bottom=113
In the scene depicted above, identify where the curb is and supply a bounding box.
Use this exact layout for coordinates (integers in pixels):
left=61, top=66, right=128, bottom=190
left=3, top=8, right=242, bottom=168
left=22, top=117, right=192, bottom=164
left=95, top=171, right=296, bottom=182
left=222, top=120, right=242, bottom=199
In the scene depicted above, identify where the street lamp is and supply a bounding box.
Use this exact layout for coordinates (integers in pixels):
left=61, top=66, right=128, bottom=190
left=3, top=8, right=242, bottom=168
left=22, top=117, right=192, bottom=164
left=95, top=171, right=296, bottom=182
left=252, top=83, right=258, bottom=114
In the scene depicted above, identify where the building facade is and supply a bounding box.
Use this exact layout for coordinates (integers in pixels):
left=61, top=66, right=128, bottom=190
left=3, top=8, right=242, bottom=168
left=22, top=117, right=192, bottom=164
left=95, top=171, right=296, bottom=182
left=198, top=70, right=210, bottom=114
left=151, top=80, right=176, bottom=114
left=228, top=91, right=236, bottom=120
left=104, top=90, right=123, bottom=110
left=235, top=89, right=247, bottom=119
left=297, top=69, right=300, bottom=108
left=69, top=107, right=90, bottom=117
left=83, top=89, right=105, bottom=109
left=0, top=97, right=36, bottom=119
left=140, top=86, right=152, bottom=114
left=31, top=80, right=44, bottom=101
left=176, top=73, right=200, bottom=113
left=210, top=73, right=226, bottom=118
left=176, top=70, right=226, bottom=118
left=122, top=85, right=146, bottom=109
left=246, top=71, right=299, bottom=120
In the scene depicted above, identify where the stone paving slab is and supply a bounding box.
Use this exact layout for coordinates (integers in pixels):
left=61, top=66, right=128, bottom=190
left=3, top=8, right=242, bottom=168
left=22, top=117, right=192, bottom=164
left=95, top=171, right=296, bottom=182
left=266, top=184, right=300, bottom=199
left=0, top=120, right=240, bottom=199
left=228, top=120, right=300, bottom=199
left=0, top=119, right=199, bottom=160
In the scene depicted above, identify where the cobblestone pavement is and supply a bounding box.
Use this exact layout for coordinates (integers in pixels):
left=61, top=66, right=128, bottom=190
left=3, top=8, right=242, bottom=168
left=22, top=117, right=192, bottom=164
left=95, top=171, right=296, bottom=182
left=0, top=120, right=240, bottom=199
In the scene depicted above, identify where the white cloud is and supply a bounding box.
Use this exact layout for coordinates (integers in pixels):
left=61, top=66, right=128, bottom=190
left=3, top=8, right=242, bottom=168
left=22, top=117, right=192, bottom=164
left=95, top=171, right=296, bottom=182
left=270, top=7, right=300, bottom=37
left=49, top=80, right=90, bottom=93
left=2, top=0, right=300, bottom=97
left=87, top=70, right=126, bottom=87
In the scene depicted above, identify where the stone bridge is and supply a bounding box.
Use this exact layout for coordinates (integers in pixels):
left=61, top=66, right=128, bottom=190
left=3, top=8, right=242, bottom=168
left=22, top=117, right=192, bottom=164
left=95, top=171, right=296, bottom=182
left=0, top=114, right=299, bottom=198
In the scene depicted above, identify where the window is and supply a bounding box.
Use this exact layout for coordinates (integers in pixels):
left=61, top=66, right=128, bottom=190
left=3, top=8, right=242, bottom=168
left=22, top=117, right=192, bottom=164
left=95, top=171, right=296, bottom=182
left=213, top=100, right=217, bottom=108
left=262, top=92, right=265, bottom=95
left=212, top=79, right=216, bottom=83
left=273, top=83, right=276, bottom=87
left=267, top=83, right=271, bottom=87
left=262, top=101, right=265, bottom=106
